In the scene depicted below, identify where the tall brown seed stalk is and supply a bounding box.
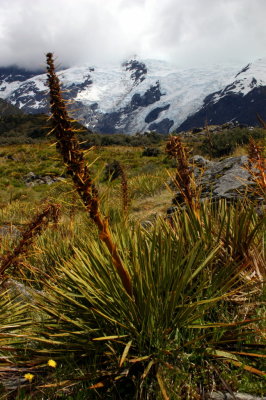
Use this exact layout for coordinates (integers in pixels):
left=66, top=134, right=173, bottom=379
left=46, top=52, right=132, bottom=297
left=0, top=203, right=60, bottom=278
left=247, top=137, right=266, bottom=197
left=119, top=163, right=130, bottom=214
left=166, top=136, right=200, bottom=216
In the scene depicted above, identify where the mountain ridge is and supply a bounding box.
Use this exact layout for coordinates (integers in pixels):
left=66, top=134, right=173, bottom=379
left=1, top=57, right=265, bottom=134
left=178, top=58, right=266, bottom=131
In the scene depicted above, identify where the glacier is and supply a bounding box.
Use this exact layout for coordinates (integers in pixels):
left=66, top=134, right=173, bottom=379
left=0, top=58, right=249, bottom=134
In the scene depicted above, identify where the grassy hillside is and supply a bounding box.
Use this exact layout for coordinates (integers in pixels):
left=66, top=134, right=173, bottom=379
left=0, top=142, right=170, bottom=217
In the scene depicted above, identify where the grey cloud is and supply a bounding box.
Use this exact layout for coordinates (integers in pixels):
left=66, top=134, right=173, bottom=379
left=0, top=0, right=139, bottom=68
left=0, top=0, right=266, bottom=69
left=142, top=0, right=266, bottom=65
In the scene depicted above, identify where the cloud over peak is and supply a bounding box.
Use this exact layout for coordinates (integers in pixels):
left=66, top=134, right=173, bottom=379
left=0, top=0, right=266, bottom=69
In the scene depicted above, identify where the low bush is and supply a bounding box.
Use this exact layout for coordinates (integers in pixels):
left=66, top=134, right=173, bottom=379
left=200, top=127, right=265, bottom=157
left=103, top=160, right=123, bottom=181
left=142, top=147, right=161, bottom=157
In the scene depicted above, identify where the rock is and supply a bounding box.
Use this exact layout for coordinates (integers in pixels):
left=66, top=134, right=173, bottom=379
left=0, top=224, right=21, bottom=238
left=23, top=172, right=63, bottom=187
left=200, top=156, right=252, bottom=201
left=131, top=81, right=162, bottom=108
left=122, top=59, right=147, bottom=85
left=24, top=171, right=36, bottom=180
left=210, top=392, right=266, bottom=400
left=172, top=155, right=263, bottom=205
left=148, top=118, right=174, bottom=134
left=145, top=105, right=170, bottom=123
left=190, top=155, right=214, bottom=168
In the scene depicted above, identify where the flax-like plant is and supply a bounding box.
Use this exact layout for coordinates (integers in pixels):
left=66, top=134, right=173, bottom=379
left=0, top=282, right=33, bottom=394
left=128, top=172, right=165, bottom=199
left=27, top=199, right=265, bottom=399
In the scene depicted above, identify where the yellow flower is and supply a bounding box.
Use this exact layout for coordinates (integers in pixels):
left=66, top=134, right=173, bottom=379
left=47, top=359, right=57, bottom=368
left=24, top=373, right=34, bottom=382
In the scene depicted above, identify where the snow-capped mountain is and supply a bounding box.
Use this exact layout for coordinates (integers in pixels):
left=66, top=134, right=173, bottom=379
left=0, top=58, right=253, bottom=134
left=178, top=58, right=266, bottom=131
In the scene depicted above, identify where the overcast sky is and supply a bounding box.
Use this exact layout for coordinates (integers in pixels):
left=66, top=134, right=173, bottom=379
left=0, top=0, right=266, bottom=70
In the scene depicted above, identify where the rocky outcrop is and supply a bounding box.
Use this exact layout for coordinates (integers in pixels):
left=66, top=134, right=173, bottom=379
left=148, top=118, right=174, bottom=134
left=145, top=105, right=170, bottom=123
left=3, top=279, right=40, bottom=302
left=142, top=147, right=161, bottom=157
left=195, top=155, right=253, bottom=201
left=172, top=155, right=262, bottom=205
left=122, top=59, right=147, bottom=85
left=131, top=81, right=162, bottom=108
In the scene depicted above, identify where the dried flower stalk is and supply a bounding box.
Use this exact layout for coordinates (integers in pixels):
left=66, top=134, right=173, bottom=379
left=119, top=164, right=130, bottom=214
left=0, top=203, right=60, bottom=277
left=247, top=137, right=266, bottom=195
left=166, top=136, right=199, bottom=213
left=46, top=52, right=132, bottom=297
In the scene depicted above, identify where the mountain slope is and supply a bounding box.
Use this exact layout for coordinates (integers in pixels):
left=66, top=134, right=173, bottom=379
left=177, top=58, right=266, bottom=131
left=0, top=59, right=240, bottom=134
left=0, top=98, right=23, bottom=116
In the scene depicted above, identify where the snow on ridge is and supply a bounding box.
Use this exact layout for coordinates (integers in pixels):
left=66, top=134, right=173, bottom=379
left=78, top=60, right=241, bottom=125
left=212, top=57, right=266, bottom=104
left=0, top=80, right=22, bottom=99
left=0, top=57, right=258, bottom=132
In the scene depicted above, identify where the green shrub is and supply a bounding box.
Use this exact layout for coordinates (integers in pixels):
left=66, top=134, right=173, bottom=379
left=201, top=127, right=265, bottom=157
